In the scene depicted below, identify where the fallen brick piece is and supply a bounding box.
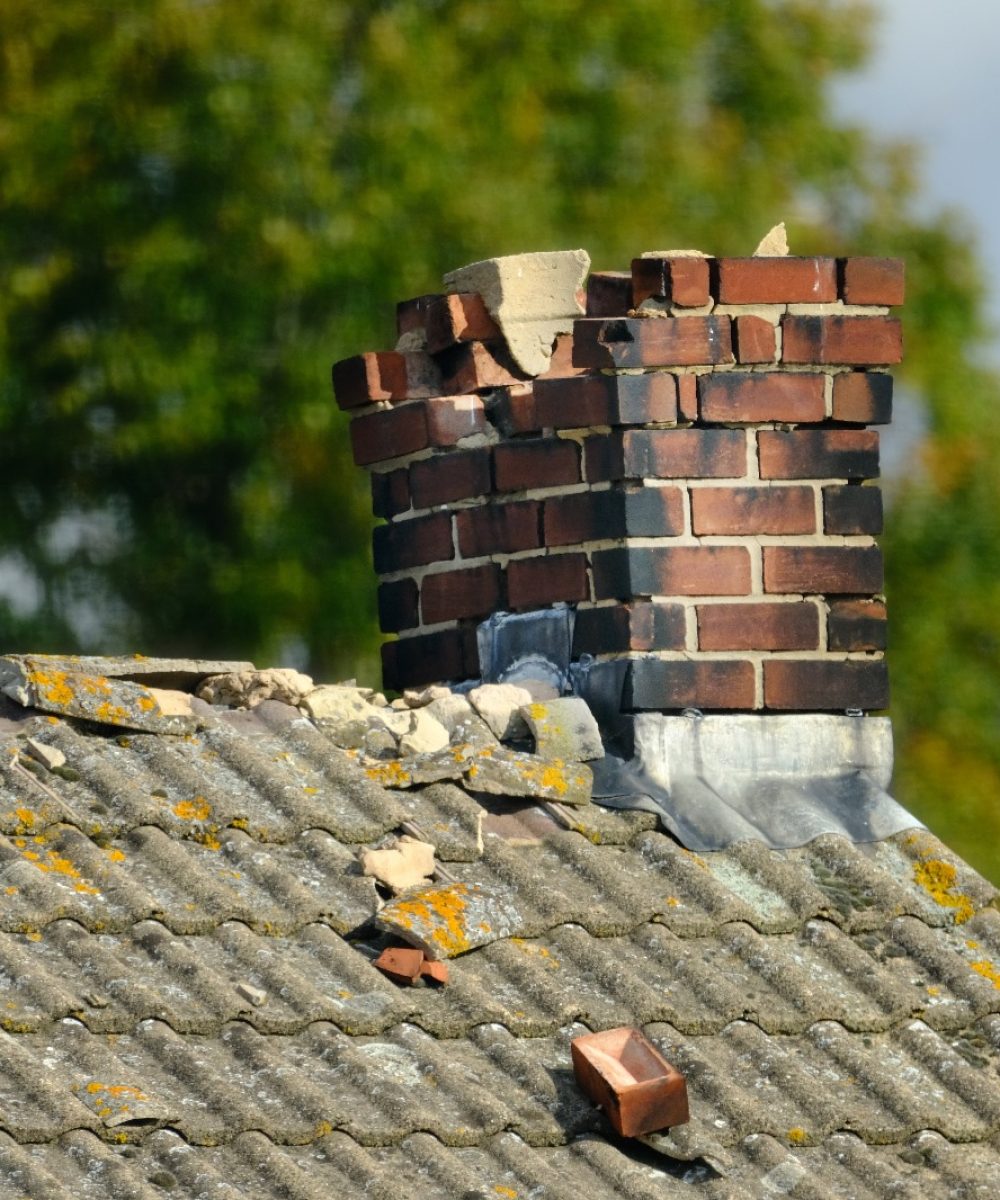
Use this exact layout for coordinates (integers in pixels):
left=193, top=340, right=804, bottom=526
left=373, top=946, right=426, bottom=984
left=571, top=1027, right=690, bottom=1138
left=376, top=880, right=523, bottom=958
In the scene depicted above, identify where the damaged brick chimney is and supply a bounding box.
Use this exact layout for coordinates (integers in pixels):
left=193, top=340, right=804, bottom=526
left=333, top=245, right=902, bottom=717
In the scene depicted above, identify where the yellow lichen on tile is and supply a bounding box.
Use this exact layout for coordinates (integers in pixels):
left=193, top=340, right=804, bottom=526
left=388, top=883, right=476, bottom=954
left=786, top=1127, right=808, bottom=1145
left=365, top=760, right=411, bottom=787
left=971, top=960, right=1000, bottom=989
left=172, top=797, right=212, bottom=821
left=912, top=858, right=976, bottom=924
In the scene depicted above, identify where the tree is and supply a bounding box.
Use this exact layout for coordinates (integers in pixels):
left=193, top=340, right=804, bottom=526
left=1, top=1, right=997, bottom=876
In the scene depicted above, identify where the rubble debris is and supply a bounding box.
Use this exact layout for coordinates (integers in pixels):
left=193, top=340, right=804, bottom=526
left=443, top=249, right=590, bottom=376
left=0, top=657, right=200, bottom=734
left=402, top=685, right=453, bottom=708
left=360, top=835, right=437, bottom=894
left=363, top=726, right=399, bottom=760
left=398, top=708, right=450, bottom=756
left=467, top=682, right=534, bottom=740
left=235, top=981, right=267, bottom=1007
left=466, top=746, right=593, bottom=806
left=23, top=738, right=66, bottom=772
left=520, top=697, right=604, bottom=762
left=301, top=684, right=371, bottom=726
left=196, top=668, right=314, bottom=709
left=571, top=1027, right=689, bottom=1138
left=376, top=880, right=521, bottom=958
left=753, top=222, right=789, bottom=256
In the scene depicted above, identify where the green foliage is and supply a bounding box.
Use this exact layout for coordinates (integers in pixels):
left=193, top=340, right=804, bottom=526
left=0, top=2, right=997, bottom=877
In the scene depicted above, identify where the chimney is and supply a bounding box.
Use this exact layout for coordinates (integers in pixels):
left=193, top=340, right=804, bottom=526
left=333, top=247, right=903, bottom=723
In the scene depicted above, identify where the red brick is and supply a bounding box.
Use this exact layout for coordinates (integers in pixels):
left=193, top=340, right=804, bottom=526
left=536, top=332, right=588, bottom=380
left=632, top=256, right=711, bottom=308
left=373, top=946, right=425, bottom=984
left=425, top=293, right=500, bottom=354
left=533, top=373, right=677, bottom=431
left=572, top=602, right=686, bottom=654
left=763, top=546, right=883, bottom=595
left=373, top=512, right=453, bottom=574
left=831, top=372, right=892, bottom=424
left=677, top=374, right=698, bottom=422
left=421, top=564, right=502, bottom=625
left=840, top=257, right=905, bottom=306
left=690, top=486, right=815, bottom=535
left=571, top=1027, right=690, bottom=1138
left=409, top=449, right=491, bottom=509
left=823, top=484, right=883, bottom=535
left=572, top=317, right=733, bottom=369
left=396, top=294, right=442, bottom=337
left=332, top=352, right=408, bottom=410
left=763, top=659, right=888, bottom=711
left=827, top=599, right=887, bottom=651
left=698, top=373, right=825, bottom=423
left=494, top=438, right=580, bottom=492
left=733, top=314, right=777, bottom=363
left=717, top=257, right=837, bottom=304
left=758, top=429, right=879, bottom=480
left=697, top=602, right=820, bottom=651
left=781, top=316, right=902, bottom=365
left=625, top=658, right=756, bottom=710
left=586, top=271, right=632, bottom=316
left=505, top=554, right=589, bottom=610
left=350, top=403, right=429, bottom=467
left=544, top=487, right=684, bottom=546
left=425, top=394, right=487, bottom=446
left=371, top=468, right=410, bottom=520
left=592, top=546, right=751, bottom=599
left=438, top=341, right=530, bottom=393
left=491, top=385, right=538, bottom=436
left=382, top=627, right=478, bottom=690
left=456, top=500, right=541, bottom=557
left=586, top=429, right=747, bottom=482
left=377, top=578, right=419, bottom=633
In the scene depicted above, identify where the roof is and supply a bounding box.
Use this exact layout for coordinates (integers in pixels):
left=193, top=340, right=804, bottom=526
left=1, top=668, right=1000, bottom=1198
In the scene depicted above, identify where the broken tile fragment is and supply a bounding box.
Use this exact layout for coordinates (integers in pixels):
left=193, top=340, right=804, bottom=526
left=753, top=222, right=789, bottom=256
left=0, top=653, right=253, bottom=687
left=465, top=746, right=593, bottom=805
left=467, top=682, right=534, bottom=740
left=23, top=737, right=66, bottom=771
left=72, top=1079, right=175, bottom=1129
left=235, top=981, right=267, bottom=1007
left=376, top=880, right=522, bottom=958
left=373, top=945, right=426, bottom=985
left=571, top=1027, right=689, bottom=1138
left=360, top=835, right=437, bottom=894
left=520, top=697, right=604, bottom=762
left=0, top=658, right=200, bottom=734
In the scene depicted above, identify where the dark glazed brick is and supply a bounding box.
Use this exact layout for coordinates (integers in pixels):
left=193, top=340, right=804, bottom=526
left=828, top=599, right=888, bottom=651
left=631, top=256, right=711, bottom=308
left=421, top=565, right=502, bottom=625
left=690, top=486, right=815, bottom=535
left=698, top=373, right=825, bottom=424
left=823, top=484, right=883, bottom=535
left=489, top=385, right=538, bottom=436
left=438, top=341, right=530, bottom=394
left=332, top=352, right=408, bottom=410
left=409, top=449, right=491, bottom=509
left=586, top=271, right=633, bottom=316
left=373, top=512, right=453, bottom=574
left=782, top=316, right=902, bottom=365
left=573, top=602, right=686, bottom=654
left=733, top=315, right=777, bottom=364
left=532, top=373, right=678, bottom=431
left=378, top=579, right=419, bottom=633
left=624, top=658, right=756, bottom=710
left=697, top=602, right=820, bottom=651
left=763, top=659, right=889, bottom=711
left=586, top=429, right=746, bottom=482
left=840, top=258, right=905, bottom=306
left=371, top=468, right=411, bottom=520
left=506, top=554, right=589, bottom=610
left=572, top=317, right=733, bottom=369
left=716, top=257, right=837, bottom=304
left=396, top=294, right=442, bottom=336
left=543, top=488, right=684, bottom=546
left=382, top=628, right=477, bottom=691
left=425, top=293, right=500, bottom=354
left=456, top=500, right=541, bottom=558
left=831, top=373, right=893, bottom=424
left=763, top=546, right=883, bottom=595
left=494, top=438, right=580, bottom=492
left=351, top=403, right=429, bottom=467
left=592, top=546, right=751, bottom=599
left=758, top=429, right=879, bottom=480
left=677, top=374, right=698, bottom=422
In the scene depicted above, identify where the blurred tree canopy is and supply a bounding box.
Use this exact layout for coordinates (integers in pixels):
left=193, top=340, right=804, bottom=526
left=1, top=1, right=998, bottom=877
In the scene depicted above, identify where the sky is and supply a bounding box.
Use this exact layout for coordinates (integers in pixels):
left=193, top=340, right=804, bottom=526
left=832, top=0, right=1000, bottom=346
